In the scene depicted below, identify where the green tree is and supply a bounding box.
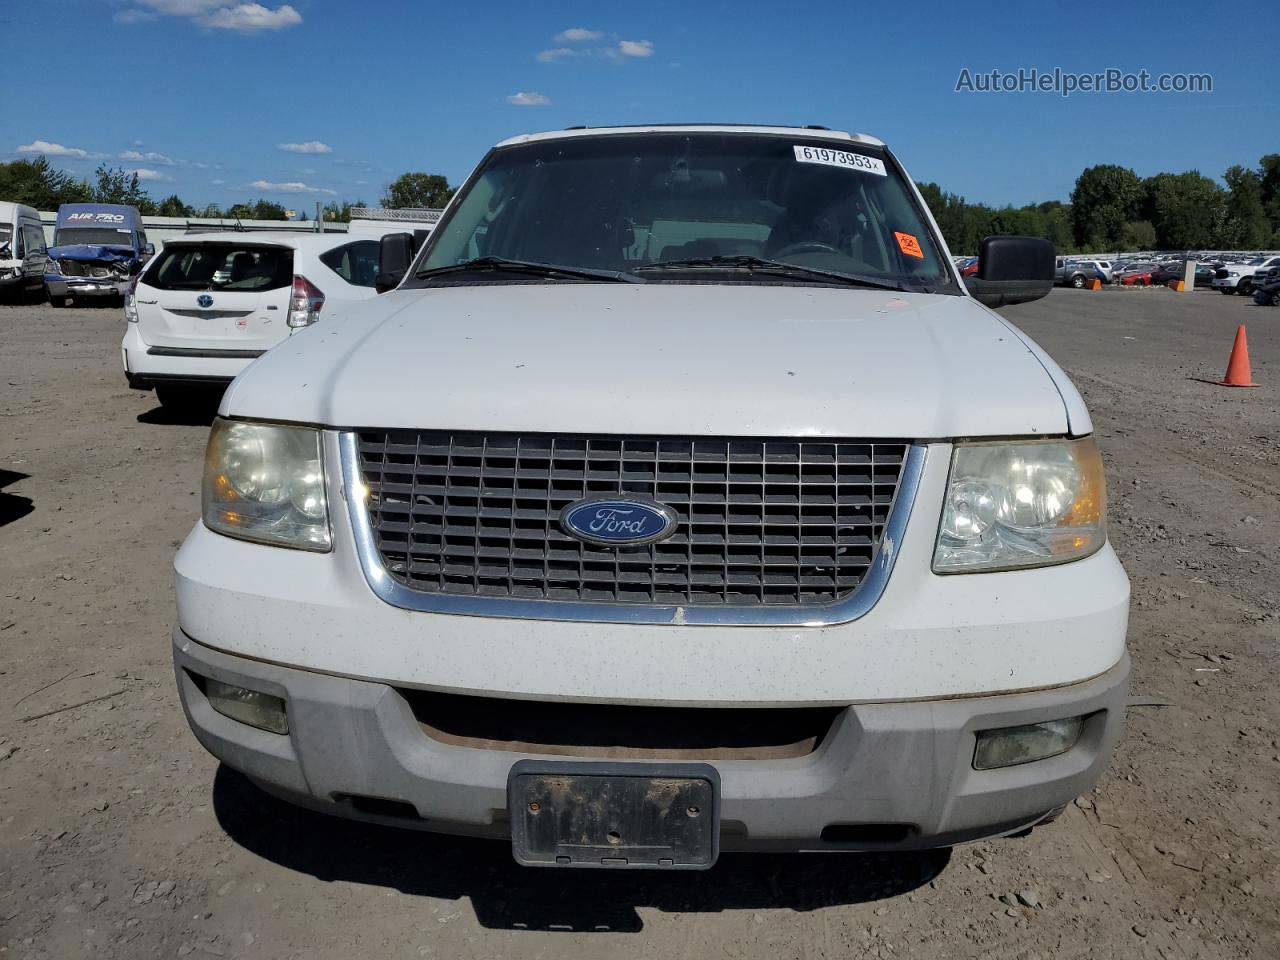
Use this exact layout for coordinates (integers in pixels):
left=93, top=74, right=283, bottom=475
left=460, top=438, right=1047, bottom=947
left=1070, top=165, right=1143, bottom=250
left=0, top=156, right=92, bottom=208
left=1221, top=166, right=1271, bottom=248
left=1258, top=154, right=1280, bottom=236
left=154, top=194, right=194, bottom=218
left=93, top=164, right=154, bottom=210
left=225, top=199, right=289, bottom=220
left=321, top=200, right=361, bottom=223
left=1118, top=220, right=1157, bottom=250
left=1142, top=171, right=1223, bottom=249
left=382, top=172, right=454, bottom=209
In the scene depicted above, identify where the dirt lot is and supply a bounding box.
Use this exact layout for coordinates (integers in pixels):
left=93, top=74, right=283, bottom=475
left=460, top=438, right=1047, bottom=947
left=1, top=287, right=1277, bottom=959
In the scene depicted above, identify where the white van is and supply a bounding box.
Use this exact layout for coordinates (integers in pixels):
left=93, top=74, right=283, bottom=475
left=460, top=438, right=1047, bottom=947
left=123, top=231, right=389, bottom=409
left=0, top=202, right=50, bottom=301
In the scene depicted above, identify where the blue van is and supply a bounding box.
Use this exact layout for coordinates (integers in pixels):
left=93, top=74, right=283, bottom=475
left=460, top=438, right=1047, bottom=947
left=45, top=204, right=154, bottom=306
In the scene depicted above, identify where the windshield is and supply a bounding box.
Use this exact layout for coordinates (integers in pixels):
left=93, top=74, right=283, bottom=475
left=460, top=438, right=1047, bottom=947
left=143, top=244, right=293, bottom=292
left=418, top=132, right=953, bottom=289
left=54, top=227, right=134, bottom=247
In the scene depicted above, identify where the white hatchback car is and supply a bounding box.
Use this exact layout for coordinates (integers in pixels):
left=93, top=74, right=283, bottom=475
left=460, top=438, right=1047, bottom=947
left=123, top=231, right=391, bottom=409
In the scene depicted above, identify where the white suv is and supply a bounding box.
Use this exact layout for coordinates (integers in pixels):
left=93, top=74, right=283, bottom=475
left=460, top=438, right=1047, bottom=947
left=174, top=126, right=1129, bottom=869
left=123, top=231, right=391, bottom=409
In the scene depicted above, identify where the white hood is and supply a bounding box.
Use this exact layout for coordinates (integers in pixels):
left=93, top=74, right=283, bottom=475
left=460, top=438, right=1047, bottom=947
left=221, top=283, right=1083, bottom=438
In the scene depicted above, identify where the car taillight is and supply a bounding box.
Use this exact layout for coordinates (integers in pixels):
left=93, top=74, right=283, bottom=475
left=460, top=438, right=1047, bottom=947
left=286, top=275, right=324, bottom=328
left=124, top=274, right=140, bottom=322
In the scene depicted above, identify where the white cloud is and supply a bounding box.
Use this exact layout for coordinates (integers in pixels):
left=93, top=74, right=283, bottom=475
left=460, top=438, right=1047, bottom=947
left=123, top=0, right=302, bottom=32
left=120, top=149, right=175, bottom=165
left=553, top=27, right=602, bottom=43
left=249, top=179, right=336, bottom=195
left=202, top=3, right=301, bottom=31
left=17, top=139, right=90, bottom=158
left=536, top=47, right=575, bottom=63
left=537, top=35, right=656, bottom=63
left=618, top=39, right=653, bottom=58
left=507, top=91, right=551, bottom=106
left=130, top=168, right=170, bottom=181
left=278, top=141, right=332, bottom=155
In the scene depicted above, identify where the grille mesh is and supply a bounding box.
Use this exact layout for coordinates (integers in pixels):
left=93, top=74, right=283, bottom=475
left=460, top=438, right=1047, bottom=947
left=356, top=431, right=909, bottom=607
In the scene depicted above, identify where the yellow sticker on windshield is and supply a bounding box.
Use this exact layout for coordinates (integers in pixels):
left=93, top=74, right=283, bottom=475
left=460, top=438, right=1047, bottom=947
left=894, top=232, right=924, bottom=259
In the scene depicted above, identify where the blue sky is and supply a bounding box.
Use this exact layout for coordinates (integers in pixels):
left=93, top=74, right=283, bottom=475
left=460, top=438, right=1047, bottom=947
left=1, top=0, right=1275, bottom=210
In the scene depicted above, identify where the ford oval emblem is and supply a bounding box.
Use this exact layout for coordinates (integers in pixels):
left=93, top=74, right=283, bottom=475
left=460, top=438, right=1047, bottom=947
left=560, top=496, right=679, bottom=547
left=197, top=294, right=214, bottom=308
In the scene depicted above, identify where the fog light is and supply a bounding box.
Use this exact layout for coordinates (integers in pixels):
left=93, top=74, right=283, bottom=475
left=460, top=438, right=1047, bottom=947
left=973, top=717, right=1083, bottom=770
left=204, top=678, right=289, bottom=735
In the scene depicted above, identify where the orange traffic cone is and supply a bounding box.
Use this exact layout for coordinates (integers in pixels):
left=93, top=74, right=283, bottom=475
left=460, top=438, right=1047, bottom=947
left=1218, top=325, right=1258, bottom=387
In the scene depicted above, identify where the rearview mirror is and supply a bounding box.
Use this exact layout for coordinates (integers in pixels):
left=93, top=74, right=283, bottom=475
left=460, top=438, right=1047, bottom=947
left=964, top=235, right=1054, bottom=308
left=376, top=232, right=414, bottom=293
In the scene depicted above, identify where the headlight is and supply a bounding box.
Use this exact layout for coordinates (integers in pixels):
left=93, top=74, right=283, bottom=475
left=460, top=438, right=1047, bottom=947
left=933, top=437, right=1105, bottom=573
left=202, top=419, right=330, bottom=551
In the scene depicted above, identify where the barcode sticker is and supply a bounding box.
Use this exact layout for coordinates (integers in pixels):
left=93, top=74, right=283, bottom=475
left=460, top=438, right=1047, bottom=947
left=793, top=144, right=887, bottom=176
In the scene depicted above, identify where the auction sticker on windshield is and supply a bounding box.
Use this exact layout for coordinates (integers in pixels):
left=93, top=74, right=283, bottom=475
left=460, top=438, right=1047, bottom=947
left=793, top=145, right=886, bottom=176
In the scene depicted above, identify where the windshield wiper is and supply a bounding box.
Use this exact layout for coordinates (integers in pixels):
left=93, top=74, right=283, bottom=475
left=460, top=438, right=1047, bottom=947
left=633, top=255, right=908, bottom=291
left=415, top=256, right=644, bottom=284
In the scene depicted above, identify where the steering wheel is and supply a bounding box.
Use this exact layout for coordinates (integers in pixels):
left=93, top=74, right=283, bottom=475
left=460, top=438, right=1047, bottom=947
left=769, top=240, right=843, bottom=259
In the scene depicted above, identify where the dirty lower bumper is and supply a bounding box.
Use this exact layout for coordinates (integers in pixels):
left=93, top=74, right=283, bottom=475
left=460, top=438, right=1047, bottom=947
left=174, top=629, right=1129, bottom=853
left=46, top=277, right=128, bottom=299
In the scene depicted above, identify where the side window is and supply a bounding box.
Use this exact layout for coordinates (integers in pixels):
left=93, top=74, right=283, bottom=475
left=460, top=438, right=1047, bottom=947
left=23, top=225, right=47, bottom=255
left=319, top=240, right=381, bottom=287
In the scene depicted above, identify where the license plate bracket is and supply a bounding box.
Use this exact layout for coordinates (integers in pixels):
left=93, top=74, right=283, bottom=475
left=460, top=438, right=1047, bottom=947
left=508, top=760, right=720, bottom=870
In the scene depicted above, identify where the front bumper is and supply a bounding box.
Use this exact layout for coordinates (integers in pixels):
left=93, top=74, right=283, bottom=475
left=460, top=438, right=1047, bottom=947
left=46, top=276, right=129, bottom=299
left=1211, top=277, right=1239, bottom=290
left=175, top=630, right=1128, bottom=851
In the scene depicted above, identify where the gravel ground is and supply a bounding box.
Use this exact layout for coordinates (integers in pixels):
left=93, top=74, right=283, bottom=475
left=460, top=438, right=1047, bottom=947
left=1, top=287, right=1277, bottom=959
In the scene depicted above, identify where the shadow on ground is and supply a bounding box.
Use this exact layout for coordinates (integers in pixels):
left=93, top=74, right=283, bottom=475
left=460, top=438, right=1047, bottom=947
left=0, top=470, right=33, bottom=528
left=213, top=766, right=950, bottom=932
left=135, top=396, right=221, bottom=427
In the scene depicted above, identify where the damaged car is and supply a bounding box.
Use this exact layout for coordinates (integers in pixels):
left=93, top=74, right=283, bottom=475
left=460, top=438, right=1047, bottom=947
left=45, top=203, right=154, bottom=307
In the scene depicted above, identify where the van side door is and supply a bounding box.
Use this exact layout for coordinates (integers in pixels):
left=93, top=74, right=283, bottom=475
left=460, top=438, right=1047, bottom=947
left=21, top=222, right=48, bottom=286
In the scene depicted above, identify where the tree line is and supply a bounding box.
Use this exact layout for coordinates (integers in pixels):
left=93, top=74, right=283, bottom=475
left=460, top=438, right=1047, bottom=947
left=919, top=154, right=1280, bottom=255
left=0, top=158, right=458, bottom=223
left=5, top=150, right=1276, bottom=252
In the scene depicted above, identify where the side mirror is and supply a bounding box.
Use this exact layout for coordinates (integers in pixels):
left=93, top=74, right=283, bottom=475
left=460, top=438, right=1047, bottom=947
left=964, top=235, right=1054, bottom=308
left=142, top=242, right=155, bottom=257
left=375, top=232, right=414, bottom=293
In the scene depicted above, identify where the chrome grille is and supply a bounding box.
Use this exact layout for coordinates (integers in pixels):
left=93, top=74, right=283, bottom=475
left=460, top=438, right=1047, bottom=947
left=356, top=431, right=910, bottom=607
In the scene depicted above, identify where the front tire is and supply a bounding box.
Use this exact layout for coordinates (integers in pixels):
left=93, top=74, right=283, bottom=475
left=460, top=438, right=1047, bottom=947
left=1237, top=280, right=1253, bottom=296
left=1219, top=287, right=1234, bottom=295
left=1071, top=274, right=1086, bottom=289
